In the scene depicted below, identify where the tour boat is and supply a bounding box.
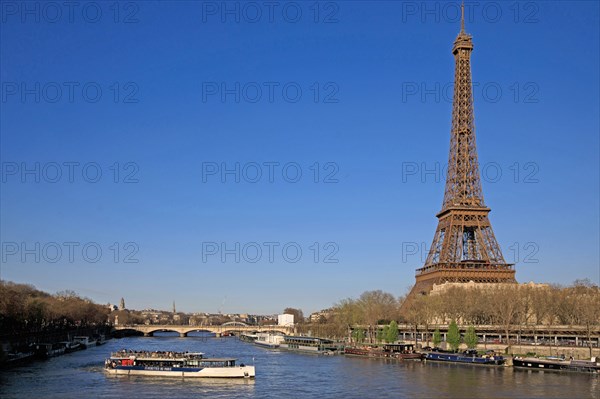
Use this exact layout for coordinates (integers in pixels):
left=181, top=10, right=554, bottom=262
left=423, top=350, right=505, bottom=365
left=279, top=336, right=338, bottom=354
left=344, top=343, right=423, bottom=360
left=254, top=333, right=285, bottom=349
left=513, top=356, right=600, bottom=374
left=104, top=350, right=255, bottom=378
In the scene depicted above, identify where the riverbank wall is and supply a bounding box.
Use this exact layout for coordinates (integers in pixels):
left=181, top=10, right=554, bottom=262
left=417, top=340, right=600, bottom=359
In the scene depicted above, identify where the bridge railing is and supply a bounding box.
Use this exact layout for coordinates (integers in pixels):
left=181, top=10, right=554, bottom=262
left=114, top=324, right=292, bottom=330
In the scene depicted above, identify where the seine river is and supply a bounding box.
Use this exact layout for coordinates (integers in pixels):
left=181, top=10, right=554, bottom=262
left=1, top=333, right=598, bottom=398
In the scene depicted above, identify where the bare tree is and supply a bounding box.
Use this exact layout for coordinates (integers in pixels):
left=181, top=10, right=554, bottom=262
left=488, top=284, right=522, bottom=354
left=357, top=290, right=398, bottom=343
left=402, top=294, right=428, bottom=348
left=569, top=280, right=600, bottom=358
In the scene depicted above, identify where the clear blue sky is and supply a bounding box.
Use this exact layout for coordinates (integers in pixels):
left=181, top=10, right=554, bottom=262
left=1, top=1, right=598, bottom=314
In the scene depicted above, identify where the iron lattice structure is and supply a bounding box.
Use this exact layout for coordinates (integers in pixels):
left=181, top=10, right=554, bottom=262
left=405, top=9, right=516, bottom=301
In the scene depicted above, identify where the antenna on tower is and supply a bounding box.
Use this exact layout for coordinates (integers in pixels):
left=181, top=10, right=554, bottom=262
left=460, top=1, right=465, bottom=33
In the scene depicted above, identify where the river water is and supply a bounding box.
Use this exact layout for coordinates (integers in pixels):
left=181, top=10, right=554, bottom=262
left=1, top=333, right=598, bottom=398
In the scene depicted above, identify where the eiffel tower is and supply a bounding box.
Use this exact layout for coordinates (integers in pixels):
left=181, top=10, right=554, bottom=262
left=403, top=5, right=516, bottom=305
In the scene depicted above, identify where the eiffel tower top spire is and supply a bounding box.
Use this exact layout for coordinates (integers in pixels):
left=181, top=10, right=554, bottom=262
left=453, top=2, right=473, bottom=53
left=460, top=1, right=465, bottom=34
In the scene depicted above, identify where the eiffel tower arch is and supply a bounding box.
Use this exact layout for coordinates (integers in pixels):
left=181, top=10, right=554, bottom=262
left=402, top=5, right=516, bottom=310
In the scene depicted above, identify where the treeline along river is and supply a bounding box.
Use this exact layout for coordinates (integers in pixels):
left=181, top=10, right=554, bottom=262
left=1, top=332, right=598, bottom=398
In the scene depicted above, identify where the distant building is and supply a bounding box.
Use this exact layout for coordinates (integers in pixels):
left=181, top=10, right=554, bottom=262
left=119, top=297, right=125, bottom=311
left=309, top=308, right=333, bottom=323
left=278, top=314, right=294, bottom=326
left=430, top=280, right=548, bottom=295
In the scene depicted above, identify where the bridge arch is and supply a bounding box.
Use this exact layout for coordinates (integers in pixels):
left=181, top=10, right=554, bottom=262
left=112, top=327, right=144, bottom=337
left=144, top=328, right=183, bottom=336
left=180, top=328, right=222, bottom=337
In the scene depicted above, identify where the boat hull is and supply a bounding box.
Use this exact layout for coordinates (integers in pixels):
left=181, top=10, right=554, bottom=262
left=4, top=352, right=35, bottom=367
left=253, top=333, right=284, bottom=349
left=424, top=352, right=505, bottom=365
left=254, top=341, right=279, bottom=349
left=344, top=348, right=423, bottom=360
left=279, top=344, right=322, bottom=353
left=105, top=365, right=255, bottom=378
left=513, top=357, right=600, bottom=374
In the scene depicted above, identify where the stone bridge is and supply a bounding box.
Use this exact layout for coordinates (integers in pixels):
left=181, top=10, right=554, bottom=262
left=114, top=322, right=293, bottom=337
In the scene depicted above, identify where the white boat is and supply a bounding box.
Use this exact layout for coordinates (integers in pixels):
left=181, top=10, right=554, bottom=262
left=73, top=336, right=98, bottom=348
left=104, top=350, right=255, bottom=378
left=279, top=336, right=338, bottom=354
left=253, top=333, right=285, bottom=349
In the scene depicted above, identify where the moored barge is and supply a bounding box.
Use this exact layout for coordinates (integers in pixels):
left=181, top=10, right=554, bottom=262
left=254, top=333, right=285, bottom=349
left=33, top=343, right=66, bottom=358
left=424, top=350, right=505, bottom=365
left=279, top=336, right=339, bottom=354
left=344, top=343, right=422, bottom=360
left=513, top=356, right=600, bottom=374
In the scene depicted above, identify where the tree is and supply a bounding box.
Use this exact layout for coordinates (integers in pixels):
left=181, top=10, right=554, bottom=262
left=439, top=287, right=466, bottom=323
left=447, top=320, right=461, bottom=352
left=357, top=290, right=399, bottom=343
left=464, top=325, right=478, bottom=349
left=530, top=285, right=553, bottom=341
left=432, top=329, right=442, bottom=347
left=568, top=281, right=600, bottom=358
left=402, top=294, right=428, bottom=347
left=377, top=326, right=388, bottom=343
left=489, top=285, right=523, bottom=354
left=0, top=280, right=110, bottom=337
left=417, top=294, right=438, bottom=344
left=386, top=321, right=398, bottom=343
left=462, top=288, right=493, bottom=325
left=352, top=328, right=366, bottom=343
